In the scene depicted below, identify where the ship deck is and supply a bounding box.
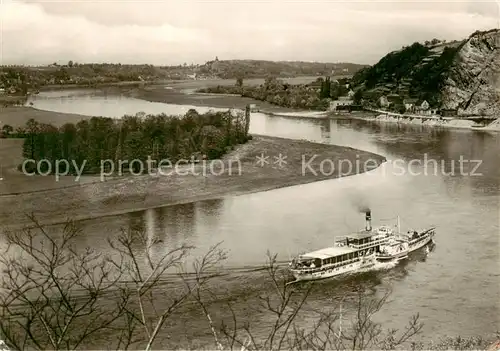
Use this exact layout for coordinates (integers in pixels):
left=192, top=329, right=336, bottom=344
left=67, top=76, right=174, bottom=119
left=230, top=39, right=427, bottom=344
left=344, top=231, right=377, bottom=240
left=300, top=246, right=356, bottom=260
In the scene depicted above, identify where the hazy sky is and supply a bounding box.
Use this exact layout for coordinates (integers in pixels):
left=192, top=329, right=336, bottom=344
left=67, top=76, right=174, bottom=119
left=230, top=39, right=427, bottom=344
left=1, top=0, right=498, bottom=65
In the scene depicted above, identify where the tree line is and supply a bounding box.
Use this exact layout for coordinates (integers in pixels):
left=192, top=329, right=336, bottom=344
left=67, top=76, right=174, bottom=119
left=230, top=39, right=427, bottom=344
left=196, top=59, right=367, bottom=79
left=0, top=64, right=195, bottom=91
left=15, top=108, right=251, bottom=174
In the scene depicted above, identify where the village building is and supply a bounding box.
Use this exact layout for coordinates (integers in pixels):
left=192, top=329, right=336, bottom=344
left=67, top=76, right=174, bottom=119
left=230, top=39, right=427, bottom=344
left=329, top=96, right=353, bottom=111
left=403, top=98, right=418, bottom=113
left=248, top=103, right=258, bottom=112
left=414, top=100, right=438, bottom=116
left=439, top=108, right=458, bottom=117
left=419, top=100, right=430, bottom=110
left=379, top=95, right=389, bottom=108
left=336, top=104, right=364, bottom=112
left=387, top=94, right=403, bottom=106
left=379, top=94, right=403, bottom=109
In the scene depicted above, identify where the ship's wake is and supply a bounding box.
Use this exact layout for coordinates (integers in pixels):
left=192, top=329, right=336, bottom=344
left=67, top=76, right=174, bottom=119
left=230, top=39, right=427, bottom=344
left=366, top=259, right=400, bottom=272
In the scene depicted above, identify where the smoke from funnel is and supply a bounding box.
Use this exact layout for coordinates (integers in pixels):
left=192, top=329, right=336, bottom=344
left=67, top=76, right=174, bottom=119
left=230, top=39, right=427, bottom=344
left=357, top=205, right=371, bottom=214
left=346, top=189, right=372, bottom=230
left=350, top=193, right=371, bottom=214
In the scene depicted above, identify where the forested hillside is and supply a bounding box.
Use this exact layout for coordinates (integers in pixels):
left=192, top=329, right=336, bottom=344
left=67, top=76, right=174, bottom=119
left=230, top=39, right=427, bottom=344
left=351, top=41, right=464, bottom=107
left=196, top=59, right=366, bottom=79
left=351, top=28, right=500, bottom=116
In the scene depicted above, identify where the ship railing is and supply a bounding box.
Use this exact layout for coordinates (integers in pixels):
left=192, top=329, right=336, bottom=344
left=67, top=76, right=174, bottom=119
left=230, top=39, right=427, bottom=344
left=347, top=237, right=389, bottom=250
left=291, top=257, right=361, bottom=273
left=324, top=257, right=360, bottom=268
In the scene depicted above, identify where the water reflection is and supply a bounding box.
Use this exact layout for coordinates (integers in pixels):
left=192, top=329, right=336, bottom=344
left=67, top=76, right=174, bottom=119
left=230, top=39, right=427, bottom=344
left=250, top=113, right=323, bottom=141
left=194, top=199, right=224, bottom=230
left=120, top=200, right=225, bottom=263
left=319, top=118, right=330, bottom=141
left=26, top=90, right=231, bottom=118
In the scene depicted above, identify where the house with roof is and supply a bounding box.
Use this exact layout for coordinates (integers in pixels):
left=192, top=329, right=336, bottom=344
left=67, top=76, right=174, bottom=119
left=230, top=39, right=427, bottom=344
left=379, top=95, right=389, bottom=108
left=439, top=108, right=458, bottom=117
left=419, top=100, right=430, bottom=110
left=387, top=94, right=403, bottom=106
left=379, top=94, right=403, bottom=109
left=248, top=103, right=258, bottom=112
left=330, top=96, right=354, bottom=111
left=414, top=100, right=438, bottom=115
left=404, top=98, right=418, bottom=113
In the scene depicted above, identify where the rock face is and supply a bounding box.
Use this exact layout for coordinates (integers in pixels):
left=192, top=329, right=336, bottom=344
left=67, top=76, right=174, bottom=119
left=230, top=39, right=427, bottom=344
left=441, top=29, right=500, bottom=116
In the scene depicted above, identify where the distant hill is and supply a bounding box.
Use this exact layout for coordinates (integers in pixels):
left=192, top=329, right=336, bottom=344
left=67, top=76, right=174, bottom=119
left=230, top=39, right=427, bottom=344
left=0, top=60, right=367, bottom=91
left=351, top=28, right=500, bottom=116
left=195, top=59, right=367, bottom=79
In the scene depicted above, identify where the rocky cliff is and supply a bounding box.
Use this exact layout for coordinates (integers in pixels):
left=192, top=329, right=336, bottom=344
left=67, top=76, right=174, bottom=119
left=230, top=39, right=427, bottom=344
left=441, top=29, right=500, bottom=116
left=352, top=28, right=500, bottom=116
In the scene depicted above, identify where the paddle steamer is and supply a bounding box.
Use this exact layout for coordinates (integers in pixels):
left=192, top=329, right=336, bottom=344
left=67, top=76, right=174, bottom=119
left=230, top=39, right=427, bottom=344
left=288, top=211, right=435, bottom=282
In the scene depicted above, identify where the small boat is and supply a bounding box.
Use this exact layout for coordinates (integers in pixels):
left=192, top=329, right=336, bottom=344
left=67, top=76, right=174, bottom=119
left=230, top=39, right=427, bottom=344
left=288, top=211, right=436, bottom=282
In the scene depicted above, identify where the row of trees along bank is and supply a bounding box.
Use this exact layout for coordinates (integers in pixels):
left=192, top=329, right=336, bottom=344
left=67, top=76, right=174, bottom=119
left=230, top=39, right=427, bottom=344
left=15, top=108, right=251, bottom=175
left=196, top=76, right=356, bottom=111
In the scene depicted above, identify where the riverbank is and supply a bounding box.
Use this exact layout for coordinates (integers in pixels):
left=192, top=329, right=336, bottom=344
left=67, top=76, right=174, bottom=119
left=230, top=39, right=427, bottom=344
left=0, top=134, right=385, bottom=227
left=0, top=106, right=93, bottom=128
left=38, top=80, right=153, bottom=91
left=352, top=111, right=500, bottom=131
left=127, top=85, right=300, bottom=114
left=0, top=95, right=28, bottom=107
left=125, top=78, right=334, bottom=115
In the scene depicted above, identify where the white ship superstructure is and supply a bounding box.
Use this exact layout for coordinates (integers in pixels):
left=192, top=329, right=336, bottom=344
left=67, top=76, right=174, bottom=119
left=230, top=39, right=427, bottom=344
left=288, top=211, right=435, bottom=282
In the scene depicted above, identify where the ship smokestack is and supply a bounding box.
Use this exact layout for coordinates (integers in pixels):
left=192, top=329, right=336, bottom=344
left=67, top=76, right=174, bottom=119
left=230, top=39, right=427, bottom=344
left=365, top=210, right=372, bottom=231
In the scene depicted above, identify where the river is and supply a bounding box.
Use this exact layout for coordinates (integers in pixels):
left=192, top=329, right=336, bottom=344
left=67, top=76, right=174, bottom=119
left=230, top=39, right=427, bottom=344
left=16, top=90, right=500, bottom=345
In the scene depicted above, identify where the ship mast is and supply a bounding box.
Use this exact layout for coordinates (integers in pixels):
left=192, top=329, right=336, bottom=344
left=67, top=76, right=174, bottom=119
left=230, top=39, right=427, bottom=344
left=397, top=216, right=401, bottom=234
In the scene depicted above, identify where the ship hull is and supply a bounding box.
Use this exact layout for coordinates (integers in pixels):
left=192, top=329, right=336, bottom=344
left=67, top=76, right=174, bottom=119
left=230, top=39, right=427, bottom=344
left=377, top=229, right=434, bottom=262
left=408, top=230, right=435, bottom=253
left=377, top=251, right=408, bottom=261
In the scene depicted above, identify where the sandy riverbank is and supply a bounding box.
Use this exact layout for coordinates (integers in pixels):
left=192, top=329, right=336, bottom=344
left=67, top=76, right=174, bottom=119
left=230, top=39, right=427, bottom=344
left=0, top=106, right=93, bottom=128
left=0, top=90, right=385, bottom=227
left=0, top=132, right=385, bottom=227
left=127, top=86, right=296, bottom=113
left=126, top=83, right=318, bottom=114
left=351, top=112, right=500, bottom=131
